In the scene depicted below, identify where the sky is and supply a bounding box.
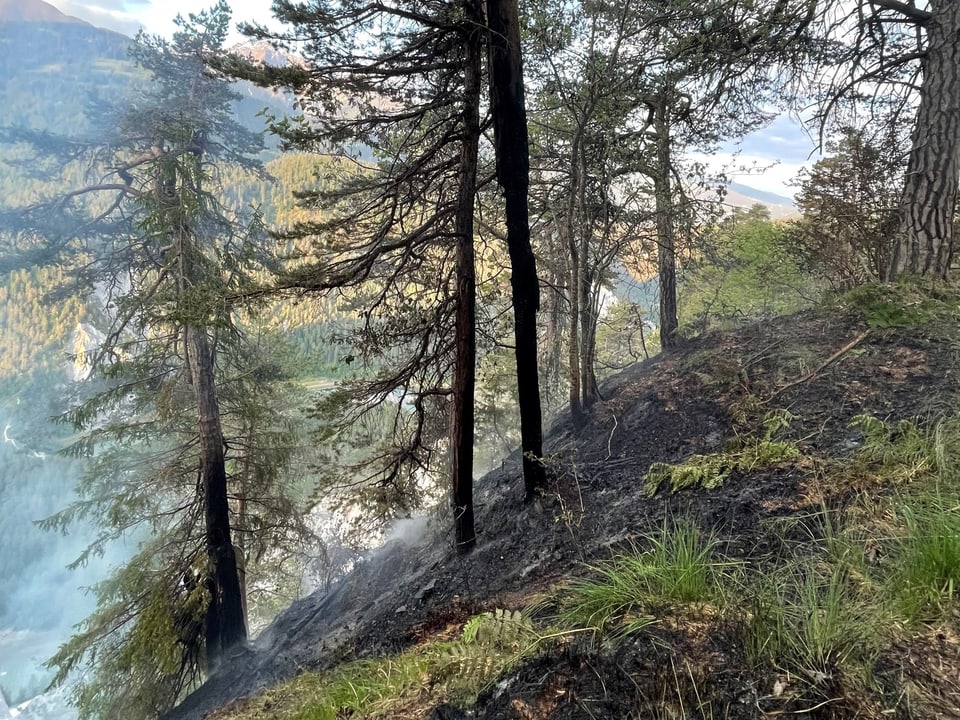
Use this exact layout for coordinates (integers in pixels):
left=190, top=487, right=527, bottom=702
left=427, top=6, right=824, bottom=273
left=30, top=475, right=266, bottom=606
left=693, top=113, right=821, bottom=202
left=47, top=0, right=273, bottom=41
left=46, top=0, right=822, bottom=200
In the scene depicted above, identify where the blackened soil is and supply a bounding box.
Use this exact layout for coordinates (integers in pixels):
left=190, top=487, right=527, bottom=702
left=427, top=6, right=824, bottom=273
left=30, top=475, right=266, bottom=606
left=168, top=307, right=960, bottom=720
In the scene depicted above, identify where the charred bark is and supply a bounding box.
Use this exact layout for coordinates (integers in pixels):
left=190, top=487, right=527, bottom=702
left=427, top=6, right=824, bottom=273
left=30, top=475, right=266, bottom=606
left=451, top=0, right=483, bottom=554
left=186, top=326, right=247, bottom=669
left=654, top=99, right=679, bottom=349
left=487, top=0, right=547, bottom=499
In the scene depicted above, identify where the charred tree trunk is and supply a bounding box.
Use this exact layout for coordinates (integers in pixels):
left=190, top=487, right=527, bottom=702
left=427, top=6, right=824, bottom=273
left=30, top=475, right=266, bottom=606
left=567, top=207, right=583, bottom=425
left=579, top=270, right=600, bottom=407
left=186, top=325, right=247, bottom=669
left=451, top=0, right=483, bottom=554
left=487, top=0, right=547, bottom=499
left=653, top=99, right=679, bottom=349
left=161, top=147, right=246, bottom=669
left=888, top=3, right=960, bottom=280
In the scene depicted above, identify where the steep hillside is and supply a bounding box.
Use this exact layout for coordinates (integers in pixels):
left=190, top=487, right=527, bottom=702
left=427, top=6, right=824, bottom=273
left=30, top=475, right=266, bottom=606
left=0, top=3, right=133, bottom=133
left=0, top=0, right=87, bottom=24
left=165, top=283, right=960, bottom=720
left=726, top=182, right=797, bottom=219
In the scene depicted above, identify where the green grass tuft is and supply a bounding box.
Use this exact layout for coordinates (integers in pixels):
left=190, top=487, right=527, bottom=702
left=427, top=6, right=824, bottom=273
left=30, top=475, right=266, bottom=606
left=559, top=520, right=730, bottom=638
left=887, top=493, right=960, bottom=622
left=744, top=561, right=882, bottom=683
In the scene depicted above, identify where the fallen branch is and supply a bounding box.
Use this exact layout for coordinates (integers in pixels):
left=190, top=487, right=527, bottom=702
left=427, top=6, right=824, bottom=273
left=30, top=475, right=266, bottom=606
left=764, top=330, right=871, bottom=403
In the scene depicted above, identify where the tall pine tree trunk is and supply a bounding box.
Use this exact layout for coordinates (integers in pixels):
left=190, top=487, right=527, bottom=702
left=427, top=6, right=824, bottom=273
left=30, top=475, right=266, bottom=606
left=451, top=0, right=482, bottom=554
left=888, top=3, right=960, bottom=280
left=654, top=98, right=678, bottom=349
left=186, top=326, right=247, bottom=668
left=567, top=223, right=583, bottom=425
left=487, top=0, right=547, bottom=499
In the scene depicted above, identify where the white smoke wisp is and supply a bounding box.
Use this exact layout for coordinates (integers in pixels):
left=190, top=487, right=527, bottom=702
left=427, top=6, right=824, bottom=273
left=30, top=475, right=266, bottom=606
left=383, top=513, right=432, bottom=547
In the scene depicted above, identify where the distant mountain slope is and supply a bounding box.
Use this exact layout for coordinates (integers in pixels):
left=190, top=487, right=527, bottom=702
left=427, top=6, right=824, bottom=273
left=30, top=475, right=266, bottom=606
left=726, top=181, right=797, bottom=219
left=0, top=12, right=291, bottom=140
left=0, top=12, right=134, bottom=133
left=0, top=0, right=86, bottom=24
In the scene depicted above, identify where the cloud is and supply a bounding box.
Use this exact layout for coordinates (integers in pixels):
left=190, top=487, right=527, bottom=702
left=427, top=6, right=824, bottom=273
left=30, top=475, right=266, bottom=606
left=687, top=113, right=823, bottom=200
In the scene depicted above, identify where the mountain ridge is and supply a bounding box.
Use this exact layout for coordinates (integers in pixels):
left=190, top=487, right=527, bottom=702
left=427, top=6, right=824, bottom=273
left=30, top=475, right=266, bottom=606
left=0, top=0, right=88, bottom=25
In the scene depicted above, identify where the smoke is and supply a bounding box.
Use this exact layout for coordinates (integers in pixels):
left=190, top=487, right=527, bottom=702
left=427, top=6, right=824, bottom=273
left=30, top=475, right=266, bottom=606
left=383, top=513, right=432, bottom=547
left=0, top=408, right=121, bottom=709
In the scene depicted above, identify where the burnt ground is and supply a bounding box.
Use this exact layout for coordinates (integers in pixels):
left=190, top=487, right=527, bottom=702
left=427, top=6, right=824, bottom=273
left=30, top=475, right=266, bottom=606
left=165, top=303, right=960, bottom=720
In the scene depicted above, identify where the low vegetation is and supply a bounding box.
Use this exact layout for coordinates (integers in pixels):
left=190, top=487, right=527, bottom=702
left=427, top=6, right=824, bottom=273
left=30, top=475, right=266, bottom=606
left=208, top=279, right=960, bottom=718
left=644, top=410, right=802, bottom=496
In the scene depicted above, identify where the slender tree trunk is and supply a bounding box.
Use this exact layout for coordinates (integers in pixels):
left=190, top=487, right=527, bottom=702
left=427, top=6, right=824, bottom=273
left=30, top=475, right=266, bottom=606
left=487, top=0, right=547, bottom=499
left=579, top=271, right=599, bottom=407
left=567, top=231, right=583, bottom=425
left=186, top=326, right=247, bottom=669
left=236, top=433, right=250, bottom=625
left=540, top=240, right=565, bottom=411
left=888, top=3, right=960, bottom=280
left=654, top=98, right=679, bottom=348
left=451, top=0, right=482, bottom=554
left=163, top=147, right=246, bottom=669
left=566, top=131, right=584, bottom=426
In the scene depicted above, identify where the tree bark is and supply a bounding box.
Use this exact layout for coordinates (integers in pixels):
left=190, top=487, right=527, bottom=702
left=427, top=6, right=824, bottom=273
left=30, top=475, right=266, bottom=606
left=451, top=0, right=482, bottom=554
left=567, top=200, right=583, bottom=425
left=487, top=0, right=547, bottom=499
left=186, top=326, right=247, bottom=669
left=579, top=269, right=600, bottom=407
left=654, top=97, right=679, bottom=348
left=888, top=2, right=960, bottom=280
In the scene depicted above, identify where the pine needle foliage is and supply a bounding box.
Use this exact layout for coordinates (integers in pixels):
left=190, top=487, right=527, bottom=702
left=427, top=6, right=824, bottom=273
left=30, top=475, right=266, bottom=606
left=10, top=6, right=314, bottom=717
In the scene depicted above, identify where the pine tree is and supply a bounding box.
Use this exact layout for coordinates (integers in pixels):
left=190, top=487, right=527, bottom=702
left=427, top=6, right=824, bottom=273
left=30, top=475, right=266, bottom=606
left=7, top=4, right=310, bottom=716
left=225, top=0, right=491, bottom=547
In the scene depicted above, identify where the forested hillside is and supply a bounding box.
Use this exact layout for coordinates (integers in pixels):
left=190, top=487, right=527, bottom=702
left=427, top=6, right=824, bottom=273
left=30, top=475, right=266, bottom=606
left=0, top=20, right=133, bottom=133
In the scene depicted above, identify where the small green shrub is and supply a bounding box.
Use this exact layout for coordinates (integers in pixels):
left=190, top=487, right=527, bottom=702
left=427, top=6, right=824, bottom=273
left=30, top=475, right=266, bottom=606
left=645, top=439, right=800, bottom=496
left=850, top=414, right=960, bottom=487
left=217, top=608, right=542, bottom=719
left=429, top=608, right=540, bottom=700
left=645, top=410, right=801, bottom=496
left=839, top=279, right=960, bottom=330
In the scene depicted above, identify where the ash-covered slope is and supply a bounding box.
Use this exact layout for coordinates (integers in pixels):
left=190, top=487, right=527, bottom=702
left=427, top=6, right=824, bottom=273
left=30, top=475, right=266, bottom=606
left=166, top=299, right=960, bottom=720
